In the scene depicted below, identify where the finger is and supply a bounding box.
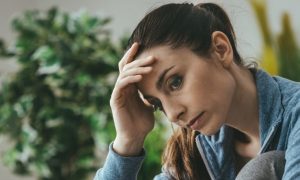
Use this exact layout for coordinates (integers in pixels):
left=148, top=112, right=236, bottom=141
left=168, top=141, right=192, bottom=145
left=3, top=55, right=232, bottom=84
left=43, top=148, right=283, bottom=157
left=120, top=66, right=152, bottom=79
left=122, top=56, right=155, bottom=72
left=119, top=43, right=137, bottom=71
left=116, top=74, right=142, bottom=90
left=112, top=75, right=142, bottom=100
left=118, top=42, right=139, bottom=71
left=125, top=42, right=139, bottom=64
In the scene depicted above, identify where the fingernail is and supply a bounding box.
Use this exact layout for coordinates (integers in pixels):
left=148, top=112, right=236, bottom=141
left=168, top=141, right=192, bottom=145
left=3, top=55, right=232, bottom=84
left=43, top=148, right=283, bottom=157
left=132, top=42, right=138, bottom=47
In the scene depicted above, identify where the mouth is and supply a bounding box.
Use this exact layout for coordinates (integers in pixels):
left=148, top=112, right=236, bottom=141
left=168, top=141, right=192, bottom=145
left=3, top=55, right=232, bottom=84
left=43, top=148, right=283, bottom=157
left=187, top=112, right=205, bottom=129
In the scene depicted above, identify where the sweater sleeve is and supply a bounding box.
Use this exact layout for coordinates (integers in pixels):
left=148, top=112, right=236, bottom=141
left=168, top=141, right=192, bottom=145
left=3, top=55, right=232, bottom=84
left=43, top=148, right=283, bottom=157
left=94, top=142, right=145, bottom=180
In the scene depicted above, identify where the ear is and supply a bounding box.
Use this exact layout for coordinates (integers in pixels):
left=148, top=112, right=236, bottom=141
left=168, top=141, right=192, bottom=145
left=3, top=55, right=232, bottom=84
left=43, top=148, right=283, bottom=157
left=211, top=31, right=234, bottom=68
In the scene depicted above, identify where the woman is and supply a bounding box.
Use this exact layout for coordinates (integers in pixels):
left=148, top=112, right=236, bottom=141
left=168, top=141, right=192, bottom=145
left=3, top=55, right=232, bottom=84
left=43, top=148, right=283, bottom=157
left=95, top=2, right=300, bottom=180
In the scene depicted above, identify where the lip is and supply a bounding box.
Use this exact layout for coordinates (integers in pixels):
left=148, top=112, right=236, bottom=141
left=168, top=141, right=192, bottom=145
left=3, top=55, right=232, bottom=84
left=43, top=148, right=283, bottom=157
left=187, top=112, right=205, bottom=129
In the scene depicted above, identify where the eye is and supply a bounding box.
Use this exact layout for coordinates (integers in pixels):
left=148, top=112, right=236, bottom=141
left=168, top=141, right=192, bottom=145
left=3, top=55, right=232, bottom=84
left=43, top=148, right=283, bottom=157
left=167, top=75, right=183, bottom=91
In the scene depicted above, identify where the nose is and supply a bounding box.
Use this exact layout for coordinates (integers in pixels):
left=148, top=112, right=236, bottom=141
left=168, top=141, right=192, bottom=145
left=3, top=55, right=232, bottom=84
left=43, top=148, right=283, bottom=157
left=162, top=98, right=185, bottom=123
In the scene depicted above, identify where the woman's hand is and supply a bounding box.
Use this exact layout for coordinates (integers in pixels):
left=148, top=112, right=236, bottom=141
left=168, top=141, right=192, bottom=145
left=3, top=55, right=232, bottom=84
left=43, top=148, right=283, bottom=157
left=110, top=43, right=156, bottom=156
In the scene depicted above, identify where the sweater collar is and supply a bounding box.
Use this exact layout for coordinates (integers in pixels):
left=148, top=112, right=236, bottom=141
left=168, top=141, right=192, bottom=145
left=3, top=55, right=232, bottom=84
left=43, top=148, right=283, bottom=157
left=254, top=69, right=283, bottom=148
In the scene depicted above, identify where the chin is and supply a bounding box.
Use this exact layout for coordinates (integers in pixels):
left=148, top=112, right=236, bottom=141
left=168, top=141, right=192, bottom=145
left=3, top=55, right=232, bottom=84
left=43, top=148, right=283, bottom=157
left=200, top=129, right=218, bottom=136
left=199, top=121, right=224, bottom=136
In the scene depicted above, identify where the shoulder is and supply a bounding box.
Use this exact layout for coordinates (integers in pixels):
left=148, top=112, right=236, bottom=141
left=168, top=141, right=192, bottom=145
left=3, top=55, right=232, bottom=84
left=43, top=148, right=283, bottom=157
left=274, top=76, right=300, bottom=103
left=274, top=76, right=300, bottom=137
left=273, top=76, right=300, bottom=106
left=274, top=76, right=300, bottom=114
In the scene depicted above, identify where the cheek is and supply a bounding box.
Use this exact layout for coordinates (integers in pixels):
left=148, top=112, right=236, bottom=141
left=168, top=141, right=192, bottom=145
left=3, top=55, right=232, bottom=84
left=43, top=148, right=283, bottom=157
left=189, top=71, right=236, bottom=112
left=181, top=78, right=213, bottom=109
left=199, top=77, right=236, bottom=135
left=210, top=73, right=236, bottom=118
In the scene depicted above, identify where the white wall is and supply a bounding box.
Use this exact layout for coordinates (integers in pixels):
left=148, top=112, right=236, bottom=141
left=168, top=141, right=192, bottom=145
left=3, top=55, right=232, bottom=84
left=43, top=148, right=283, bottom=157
left=32, top=0, right=262, bottom=59
left=0, top=0, right=299, bottom=179
left=2, top=0, right=300, bottom=74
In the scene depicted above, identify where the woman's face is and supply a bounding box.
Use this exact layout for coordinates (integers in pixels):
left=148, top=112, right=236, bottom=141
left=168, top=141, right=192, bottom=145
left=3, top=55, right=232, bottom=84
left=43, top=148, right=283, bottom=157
left=136, top=45, right=236, bottom=135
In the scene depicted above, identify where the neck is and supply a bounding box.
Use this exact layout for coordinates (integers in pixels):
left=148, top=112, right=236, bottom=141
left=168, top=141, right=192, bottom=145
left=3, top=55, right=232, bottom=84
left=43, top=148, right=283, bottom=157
left=226, top=65, right=260, bottom=145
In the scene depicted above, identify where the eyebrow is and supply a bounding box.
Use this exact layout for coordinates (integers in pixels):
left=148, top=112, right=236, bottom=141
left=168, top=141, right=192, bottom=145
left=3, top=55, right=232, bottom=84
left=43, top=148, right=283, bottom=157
left=156, top=65, right=176, bottom=90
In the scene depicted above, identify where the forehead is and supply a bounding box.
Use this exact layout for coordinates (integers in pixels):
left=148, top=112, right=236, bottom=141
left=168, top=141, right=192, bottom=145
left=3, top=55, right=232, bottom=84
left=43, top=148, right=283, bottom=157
left=138, top=45, right=176, bottom=60
left=137, top=45, right=198, bottom=66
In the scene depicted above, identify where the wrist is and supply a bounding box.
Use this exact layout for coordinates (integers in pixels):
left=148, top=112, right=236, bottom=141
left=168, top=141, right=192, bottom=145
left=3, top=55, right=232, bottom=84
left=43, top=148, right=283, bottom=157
left=113, top=136, right=145, bottom=156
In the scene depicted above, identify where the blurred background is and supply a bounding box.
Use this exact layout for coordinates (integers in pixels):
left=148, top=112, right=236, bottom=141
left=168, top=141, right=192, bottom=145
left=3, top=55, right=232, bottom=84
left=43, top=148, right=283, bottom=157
left=0, top=0, right=299, bottom=180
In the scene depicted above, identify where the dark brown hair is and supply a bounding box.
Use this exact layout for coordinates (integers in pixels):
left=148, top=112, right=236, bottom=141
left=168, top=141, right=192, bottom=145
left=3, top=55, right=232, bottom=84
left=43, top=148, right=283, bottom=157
left=128, top=3, right=242, bottom=65
left=127, top=2, right=243, bottom=179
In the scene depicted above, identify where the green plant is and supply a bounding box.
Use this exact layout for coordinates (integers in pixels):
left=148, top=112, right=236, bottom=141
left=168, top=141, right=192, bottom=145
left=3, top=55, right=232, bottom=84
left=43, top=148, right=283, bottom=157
left=0, top=7, right=167, bottom=180
left=250, top=0, right=300, bottom=80
left=0, top=7, right=119, bottom=180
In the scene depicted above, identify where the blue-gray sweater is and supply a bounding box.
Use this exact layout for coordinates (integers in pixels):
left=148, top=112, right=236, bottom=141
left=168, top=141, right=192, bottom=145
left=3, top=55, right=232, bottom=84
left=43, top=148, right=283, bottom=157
left=95, top=69, right=300, bottom=180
